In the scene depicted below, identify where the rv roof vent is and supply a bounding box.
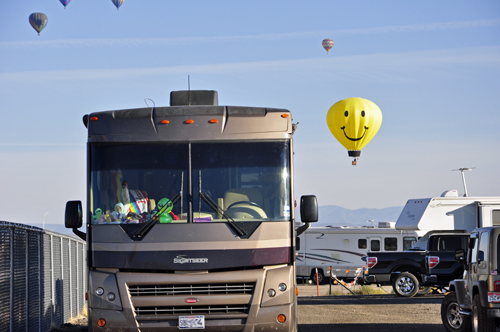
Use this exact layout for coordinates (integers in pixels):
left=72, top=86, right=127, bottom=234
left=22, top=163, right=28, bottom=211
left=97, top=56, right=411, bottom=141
left=378, top=221, right=395, bottom=228
left=170, top=90, right=218, bottom=106
left=441, top=189, right=459, bottom=197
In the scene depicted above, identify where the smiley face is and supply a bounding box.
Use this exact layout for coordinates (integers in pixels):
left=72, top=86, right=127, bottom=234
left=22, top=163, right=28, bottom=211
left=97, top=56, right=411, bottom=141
left=326, top=97, right=382, bottom=154
left=341, top=109, right=369, bottom=141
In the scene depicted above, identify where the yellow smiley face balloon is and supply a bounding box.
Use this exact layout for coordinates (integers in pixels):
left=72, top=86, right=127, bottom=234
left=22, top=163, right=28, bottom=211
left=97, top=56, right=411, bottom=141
left=326, top=97, right=382, bottom=163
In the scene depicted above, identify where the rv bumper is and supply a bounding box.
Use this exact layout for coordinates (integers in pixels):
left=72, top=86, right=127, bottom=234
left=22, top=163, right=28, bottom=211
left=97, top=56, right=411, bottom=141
left=89, top=304, right=296, bottom=332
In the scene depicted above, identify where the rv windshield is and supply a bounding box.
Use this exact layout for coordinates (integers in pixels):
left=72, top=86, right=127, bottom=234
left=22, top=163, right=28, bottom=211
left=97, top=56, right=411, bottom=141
left=90, top=141, right=291, bottom=224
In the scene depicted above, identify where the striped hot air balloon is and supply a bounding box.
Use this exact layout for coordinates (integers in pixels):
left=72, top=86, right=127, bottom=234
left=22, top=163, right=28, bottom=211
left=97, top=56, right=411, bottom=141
left=112, top=0, right=125, bottom=10
left=29, top=13, right=48, bottom=35
left=322, top=38, right=334, bottom=54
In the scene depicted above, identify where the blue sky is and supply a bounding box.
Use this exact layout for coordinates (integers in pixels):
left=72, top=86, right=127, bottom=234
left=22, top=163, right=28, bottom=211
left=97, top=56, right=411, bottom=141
left=1, top=1, right=499, bottom=226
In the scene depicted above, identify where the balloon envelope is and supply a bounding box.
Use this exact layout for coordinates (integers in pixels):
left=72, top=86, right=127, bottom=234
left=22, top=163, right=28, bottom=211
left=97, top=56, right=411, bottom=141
left=60, top=0, right=71, bottom=8
left=29, top=13, right=48, bottom=35
left=112, top=0, right=125, bottom=10
left=326, top=97, right=382, bottom=157
left=322, top=38, right=334, bottom=53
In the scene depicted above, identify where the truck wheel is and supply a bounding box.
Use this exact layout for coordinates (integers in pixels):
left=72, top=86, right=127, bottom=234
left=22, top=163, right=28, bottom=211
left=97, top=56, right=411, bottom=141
left=441, top=291, right=470, bottom=332
left=392, top=272, right=419, bottom=297
left=472, top=294, right=496, bottom=332
left=311, top=269, right=325, bottom=285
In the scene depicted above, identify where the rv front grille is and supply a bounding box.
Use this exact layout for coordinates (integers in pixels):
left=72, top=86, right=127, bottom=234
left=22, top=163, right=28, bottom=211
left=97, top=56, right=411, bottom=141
left=135, top=305, right=249, bottom=316
left=129, top=283, right=255, bottom=297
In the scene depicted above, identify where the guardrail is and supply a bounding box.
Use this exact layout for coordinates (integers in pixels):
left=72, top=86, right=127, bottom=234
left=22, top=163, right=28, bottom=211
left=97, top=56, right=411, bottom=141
left=0, top=221, right=87, bottom=332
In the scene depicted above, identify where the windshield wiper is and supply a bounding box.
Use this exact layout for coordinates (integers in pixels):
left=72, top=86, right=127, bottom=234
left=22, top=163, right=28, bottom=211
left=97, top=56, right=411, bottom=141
left=199, top=192, right=247, bottom=237
left=134, top=194, right=180, bottom=238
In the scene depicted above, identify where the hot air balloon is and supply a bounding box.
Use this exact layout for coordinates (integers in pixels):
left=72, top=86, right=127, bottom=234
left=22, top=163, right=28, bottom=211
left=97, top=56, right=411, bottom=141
left=326, top=97, right=382, bottom=165
left=60, top=0, right=71, bottom=8
left=29, top=13, right=48, bottom=36
left=322, top=38, right=334, bottom=54
left=112, top=0, right=125, bottom=10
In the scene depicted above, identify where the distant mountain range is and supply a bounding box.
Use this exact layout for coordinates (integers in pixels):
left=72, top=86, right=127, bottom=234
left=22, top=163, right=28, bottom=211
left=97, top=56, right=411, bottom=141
left=31, top=205, right=405, bottom=236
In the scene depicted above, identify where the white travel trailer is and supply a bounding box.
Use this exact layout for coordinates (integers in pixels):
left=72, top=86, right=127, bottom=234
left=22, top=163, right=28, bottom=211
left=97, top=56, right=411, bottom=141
left=296, top=222, right=422, bottom=284
left=395, top=190, right=500, bottom=233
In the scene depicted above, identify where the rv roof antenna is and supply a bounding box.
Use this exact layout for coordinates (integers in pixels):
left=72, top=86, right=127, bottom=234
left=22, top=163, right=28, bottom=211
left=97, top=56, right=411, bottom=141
left=452, top=167, right=476, bottom=197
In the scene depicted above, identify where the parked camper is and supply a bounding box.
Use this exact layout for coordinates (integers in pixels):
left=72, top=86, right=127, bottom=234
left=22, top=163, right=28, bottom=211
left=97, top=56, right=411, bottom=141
left=296, top=222, right=421, bottom=284
left=396, top=191, right=500, bottom=233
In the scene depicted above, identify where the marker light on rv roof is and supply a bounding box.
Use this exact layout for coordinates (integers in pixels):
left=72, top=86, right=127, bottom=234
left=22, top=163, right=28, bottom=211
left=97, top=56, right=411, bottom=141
left=185, top=119, right=194, bottom=124
left=90, top=116, right=98, bottom=121
left=281, top=114, right=289, bottom=118
left=160, top=120, right=169, bottom=124
left=209, top=119, right=218, bottom=123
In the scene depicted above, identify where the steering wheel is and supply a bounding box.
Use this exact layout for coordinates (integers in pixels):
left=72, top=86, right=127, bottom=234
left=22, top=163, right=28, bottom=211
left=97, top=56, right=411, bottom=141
left=226, top=201, right=261, bottom=209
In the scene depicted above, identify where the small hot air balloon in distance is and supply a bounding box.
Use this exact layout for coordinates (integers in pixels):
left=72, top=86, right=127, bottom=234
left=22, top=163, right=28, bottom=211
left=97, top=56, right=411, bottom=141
left=29, top=13, right=48, bottom=36
left=60, top=0, right=71, bottom=8
left=322, top=38, right=334, bottom=54
left=112, top=0, right=125, bottom=10
left=326, top=97, right=382, bottom=165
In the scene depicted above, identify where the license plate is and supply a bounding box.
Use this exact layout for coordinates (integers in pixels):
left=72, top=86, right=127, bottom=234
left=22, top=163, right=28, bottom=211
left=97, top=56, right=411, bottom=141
left=488, top=292, right=500, bottom=303
left=179, top=315, right=205, bottom=329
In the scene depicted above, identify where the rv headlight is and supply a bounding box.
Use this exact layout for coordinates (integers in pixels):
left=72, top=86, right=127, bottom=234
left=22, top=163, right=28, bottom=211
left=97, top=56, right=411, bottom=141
left=278, top=283, right=287, bottom=292
left=96, top=287, right=104, bottom=296
left=107, top=292, right=116, bottom=301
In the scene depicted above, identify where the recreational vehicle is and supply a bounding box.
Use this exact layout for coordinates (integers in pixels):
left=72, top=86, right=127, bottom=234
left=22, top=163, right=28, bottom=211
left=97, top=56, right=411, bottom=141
left=65, top=90, right=318, bottom=332
left=296, top=222, right=421, bottom=284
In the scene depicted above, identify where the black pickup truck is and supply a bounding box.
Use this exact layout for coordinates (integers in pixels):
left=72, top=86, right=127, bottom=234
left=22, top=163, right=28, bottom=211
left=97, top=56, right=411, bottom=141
left=362, top=231, right=470, bottom=297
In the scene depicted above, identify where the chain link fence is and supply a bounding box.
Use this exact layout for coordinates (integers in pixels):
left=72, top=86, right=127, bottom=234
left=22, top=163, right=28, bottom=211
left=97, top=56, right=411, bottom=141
left=0, top=221, right=87, bottom=332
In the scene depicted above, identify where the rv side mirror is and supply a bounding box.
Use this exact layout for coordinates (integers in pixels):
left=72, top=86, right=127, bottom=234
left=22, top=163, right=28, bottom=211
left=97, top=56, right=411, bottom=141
left=455, top=248, right=465, bottom=262
left=65, top=200, right=83, bottom=229
left=300, top=195, right=318, bottom=223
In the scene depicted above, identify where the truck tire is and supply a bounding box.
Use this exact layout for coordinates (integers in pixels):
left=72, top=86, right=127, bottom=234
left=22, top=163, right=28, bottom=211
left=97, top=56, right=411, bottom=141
left=392, top=272, right=419, bottom=297
left=472, top=294, right=496, bottom=332
left=441, top=291, right=470, bottom=332
left=311, top=269, right=325, bottom=285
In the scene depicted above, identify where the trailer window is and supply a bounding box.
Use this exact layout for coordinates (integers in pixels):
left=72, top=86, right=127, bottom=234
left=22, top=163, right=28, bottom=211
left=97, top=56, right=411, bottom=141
left=370, top=240, right=380, bottom=252
left=384, top=238, right=398, bottom=251
left=403, top=236, right=417, bottom=251
left=493, top=210, right=500, bottom=226
left=358, top=239, right=367, bottom=249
